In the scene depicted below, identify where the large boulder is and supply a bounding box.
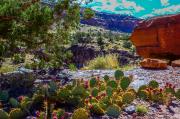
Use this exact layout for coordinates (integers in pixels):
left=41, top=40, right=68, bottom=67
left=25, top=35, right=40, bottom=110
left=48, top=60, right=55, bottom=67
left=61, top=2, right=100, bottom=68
left=131, top=14, right=180, bottom=60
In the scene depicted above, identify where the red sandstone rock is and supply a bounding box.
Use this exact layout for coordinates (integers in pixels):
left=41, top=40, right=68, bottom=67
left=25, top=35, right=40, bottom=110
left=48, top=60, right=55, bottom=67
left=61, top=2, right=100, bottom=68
left=140, top=58, right=168, bottom=69
left=131, top=14, right=180, bottom=59
left=172, top=60, right=180, bottom=67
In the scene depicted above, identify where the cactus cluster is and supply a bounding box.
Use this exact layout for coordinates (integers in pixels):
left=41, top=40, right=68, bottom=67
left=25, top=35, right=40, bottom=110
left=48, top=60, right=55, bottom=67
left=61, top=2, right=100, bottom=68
left=114, top=70, right=124, bottom=80
left=120, top=77, right=131, bottom=91
left=106, top=104, right=120, bottom=118
left=72, top=108, right=89, bottom=119
left=122, top=92, right=135, bottom=104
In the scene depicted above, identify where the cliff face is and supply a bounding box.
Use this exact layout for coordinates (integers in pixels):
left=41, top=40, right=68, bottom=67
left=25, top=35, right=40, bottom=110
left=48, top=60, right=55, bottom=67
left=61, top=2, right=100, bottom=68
left=131, top=14, right=180, bottom=59
left=81, top=12, right=141, bottom=33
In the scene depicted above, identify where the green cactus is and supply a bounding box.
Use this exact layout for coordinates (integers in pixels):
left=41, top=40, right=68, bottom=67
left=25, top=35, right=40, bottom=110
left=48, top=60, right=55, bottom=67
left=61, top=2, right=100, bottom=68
left=106, top=86, right=113, bottom=97
left=31, top=94, right=44, bottom=110
left=57, top=88, right=71, bottom=101
left=136, top=105, right=148, bottom=115
left=72, top=86, right=86, bottom=97
left=9, top=98, right=19, bottom=108
left=53, top=108, right=65, bottom=119
left=151, top=93, right=163, bottom=103
left=107, top=80, right=118, bottom=89
left=0, top=90, right=9, bottom=101
left=164, top=87, right=175, bottom=95
left=137, top=90, right=149, bottom=100
left=148, top=80, right=159, bottom=88
left=114, top=70, right=124, bottom=80
left=68, top=96, right=82, bottom=106
left=90, top=97, right=98, bottom=103
left=175, top=89, right=180, bottom=99
left=122, top=92, right=135, bottom=104
left=114, top=96, right=123, bottom=107
left=72, top=108, right=89, bottom=119
left=99, top=84, right=106, bottom=91
left=138, top=85, right=148, bottom=92
left=90, top=103, right=105, bottom=116
left=103, top=75, right=110, bottom=82
left=120, top=77, right=131, bottom=91
left=90, top=78, right=97, bottom=88
left=0, top=109, right=9, bottom=119
left=9, top=108, right=24, bottom=119
left=106, top=104, right=120, bottom=118
left=91, top=88, right=99, bottom=97
left=20, top=100, right=32, bottom=110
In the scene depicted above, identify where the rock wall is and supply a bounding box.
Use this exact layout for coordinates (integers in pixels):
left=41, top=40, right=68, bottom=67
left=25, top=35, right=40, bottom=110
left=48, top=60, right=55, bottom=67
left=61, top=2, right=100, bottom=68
left=131, top=14, right=180, bottom=60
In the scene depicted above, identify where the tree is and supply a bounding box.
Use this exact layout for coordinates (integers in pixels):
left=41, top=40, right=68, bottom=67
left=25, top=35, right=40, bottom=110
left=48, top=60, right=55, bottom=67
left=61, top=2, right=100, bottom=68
left=0, top=0, right=94, bottom=68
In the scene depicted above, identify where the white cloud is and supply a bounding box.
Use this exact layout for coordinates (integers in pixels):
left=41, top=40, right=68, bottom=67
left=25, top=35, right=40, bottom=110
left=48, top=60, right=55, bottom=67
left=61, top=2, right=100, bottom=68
left=153, top=5, right=180, bottom=15
left=121, top=0, right=144, bottom=12
left=160, top=0, right=169, bottom=6
left=142, top=5, right=180, bottom=18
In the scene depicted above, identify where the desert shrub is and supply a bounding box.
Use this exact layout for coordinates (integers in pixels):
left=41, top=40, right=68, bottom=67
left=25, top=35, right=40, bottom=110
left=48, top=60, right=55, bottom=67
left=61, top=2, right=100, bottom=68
left=84, top=54, right=119, bottom=70
left=123, top=40, right=132, bottom=49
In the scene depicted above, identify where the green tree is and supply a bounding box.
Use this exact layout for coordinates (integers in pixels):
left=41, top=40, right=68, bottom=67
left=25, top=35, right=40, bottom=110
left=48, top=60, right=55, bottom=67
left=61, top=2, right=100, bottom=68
left=0, top=0, right=94, bottom=68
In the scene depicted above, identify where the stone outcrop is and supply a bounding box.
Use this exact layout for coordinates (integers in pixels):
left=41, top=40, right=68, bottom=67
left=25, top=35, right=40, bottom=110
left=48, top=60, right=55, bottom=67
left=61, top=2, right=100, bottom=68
left=131, top=14, right=180, bottom=60
left=171, top=60, right=180, bottom=67
left=140, top=58, right=168, bottom=69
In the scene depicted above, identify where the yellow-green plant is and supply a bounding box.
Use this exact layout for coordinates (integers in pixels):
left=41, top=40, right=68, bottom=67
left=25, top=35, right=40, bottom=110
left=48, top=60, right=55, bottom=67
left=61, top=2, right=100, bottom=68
left=84, top=54, right=119, bottom=70
left=72, top=108, right=89, bottom=119
left=0, top=109, right=9, bottom=119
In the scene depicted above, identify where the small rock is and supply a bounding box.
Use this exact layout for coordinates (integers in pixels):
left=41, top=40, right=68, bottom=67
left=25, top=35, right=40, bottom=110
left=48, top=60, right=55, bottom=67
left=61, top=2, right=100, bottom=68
left=124, top=105, right=136, bottom=115
left=172, top=59, right=180, bottom=67
left=140, top=58, right=168, bottom=69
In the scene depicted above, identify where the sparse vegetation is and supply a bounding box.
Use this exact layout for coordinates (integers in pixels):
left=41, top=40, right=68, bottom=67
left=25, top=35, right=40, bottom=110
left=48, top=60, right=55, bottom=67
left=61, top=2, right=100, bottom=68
left=83, top=54, right=119, bottom=70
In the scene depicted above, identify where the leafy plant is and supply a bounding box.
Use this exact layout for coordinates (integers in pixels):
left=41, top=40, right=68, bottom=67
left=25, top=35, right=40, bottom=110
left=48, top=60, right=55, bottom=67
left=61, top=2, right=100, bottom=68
left=136, top=105, right=148, bottom=115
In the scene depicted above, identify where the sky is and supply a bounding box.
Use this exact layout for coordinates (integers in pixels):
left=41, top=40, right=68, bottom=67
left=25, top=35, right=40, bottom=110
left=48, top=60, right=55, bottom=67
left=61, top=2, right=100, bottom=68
left=82, top=0, right=180, bottom=18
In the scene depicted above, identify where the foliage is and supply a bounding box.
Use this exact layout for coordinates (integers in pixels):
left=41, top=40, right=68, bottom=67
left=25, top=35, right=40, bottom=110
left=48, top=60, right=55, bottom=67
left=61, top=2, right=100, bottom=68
left=84, top=54, right=119, bottom=70
left=106, top=104, right=120, bottom=118
left=136, top=105, right=148, bottom=115
left=120, top=77, right=131, bottom=91
left=72, top=108, right=89, bottom=119
left=11, top=54, right=25, bottom=64
left=122, top=92, right=135, bottom=104
left=0, top=109, right=9, bottom=119
left=83, top=8, right=95, bottom=20
left=0, top=90, right=9, bottom=101
left=9, top=108, right=24, bottom=119
left=114, top=70, right=124, bottom=80
left=148, top=80, right=159, bottom=88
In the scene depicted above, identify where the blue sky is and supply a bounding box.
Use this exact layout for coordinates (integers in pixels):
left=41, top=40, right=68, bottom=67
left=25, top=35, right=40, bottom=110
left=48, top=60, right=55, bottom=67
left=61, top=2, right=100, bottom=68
left=82, top=0, right=180, bottom=18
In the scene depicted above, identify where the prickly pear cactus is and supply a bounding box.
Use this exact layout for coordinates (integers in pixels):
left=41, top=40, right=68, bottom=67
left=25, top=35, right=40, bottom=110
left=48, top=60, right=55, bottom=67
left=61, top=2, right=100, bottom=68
left=0, top=90, right=9, bottom=101
left=107, top=80, right=118, bottom=89
left=0, top=109, right=9, bottom=119
left=138, top=85, right=148, bottom=92
left=72, top=108, right=89, bottom=119
left=114, top=96, right=123, bottom=107
left=9, top=98, right=19, bottom=108
left=175, top=89, right=180, bottom=99
left=53, top=108, right=65, bottom=119
left=90, top=78, right=97, bottom=88
left=120, top=77, right=131, bottom=91
left=9, top=108, right=24, bottom=119
left=90, top=103, right=105, bottom=116
left=148, top=80, right=159, bottom=88
left=72, top=86, right=86, bottom=97
left=137, top=90, right=149, bottom=100
left=114, top=70, right=124, bottom=80
left=103, top=75, right=110, bottom=82
left=106, top=104, right=120, bottom=118
left=57, top=88, right=71, bottom=101
left=122, top=92, right=135, bottom=104
left=21, top=100, right=32, bottom=110
left=91, top=88, right=99, bottom=97
left=106, top=86, right=113, bottom=97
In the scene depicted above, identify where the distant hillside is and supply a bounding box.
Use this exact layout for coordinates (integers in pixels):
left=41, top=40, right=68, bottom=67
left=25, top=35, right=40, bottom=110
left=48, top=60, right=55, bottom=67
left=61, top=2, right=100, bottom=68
left=81, top=11, right=142, bottom=33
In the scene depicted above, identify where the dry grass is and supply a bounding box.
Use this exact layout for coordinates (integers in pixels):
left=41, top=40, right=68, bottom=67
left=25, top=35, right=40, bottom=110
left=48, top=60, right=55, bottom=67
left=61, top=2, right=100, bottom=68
left=83, top=54, right=119, bottom=70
